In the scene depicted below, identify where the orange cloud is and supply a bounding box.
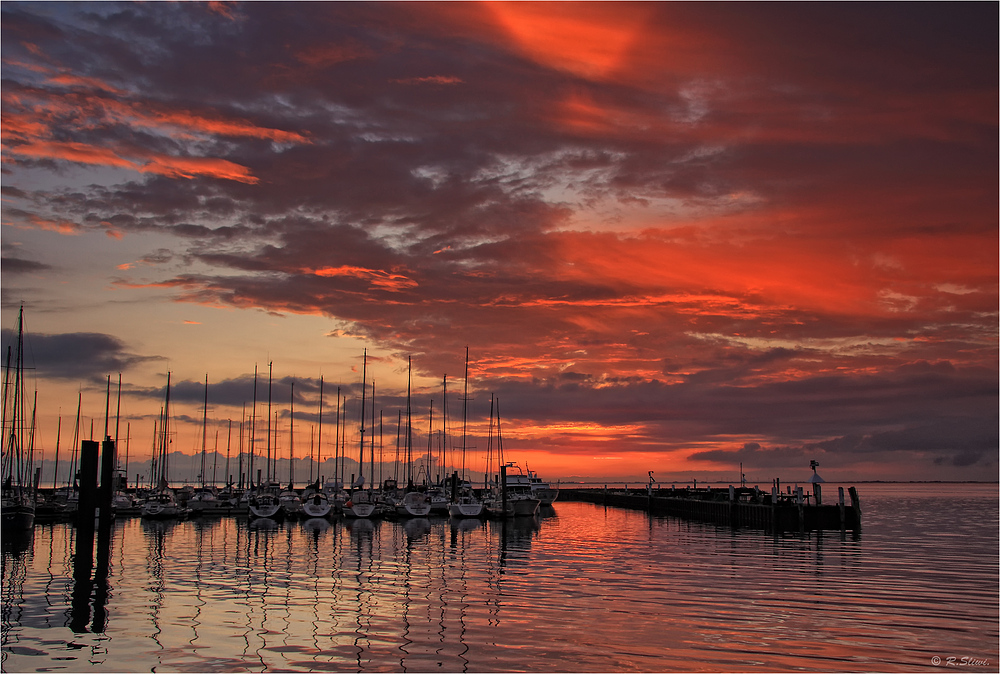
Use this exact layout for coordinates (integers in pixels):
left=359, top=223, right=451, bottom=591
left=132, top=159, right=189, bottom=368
left=3, top=212, right=82, bottom=235
left=392, top=75, right=464, bottom=85
left=484, top=1, right=650, bottom=80
left=312, top=265, right=418, bottom=291
left=9, top=139, right=259, bottom=183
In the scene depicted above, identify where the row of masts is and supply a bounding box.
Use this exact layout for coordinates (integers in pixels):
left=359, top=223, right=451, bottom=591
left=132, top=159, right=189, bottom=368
left=32, top=346, right=507, bottom=496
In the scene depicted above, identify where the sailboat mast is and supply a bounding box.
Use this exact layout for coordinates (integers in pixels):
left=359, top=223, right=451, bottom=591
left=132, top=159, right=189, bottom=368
left=289, top=380, right=294, bottom=487
left=426, top=399, right=434, bottom=484
left=160, top=372, right=171, bottom=489
left=250, top=364, right=257, bottom=487
left=316, top=376, right=324, bottom=485
left=201, top=374, right=209, bottom=488
left=370, top=379, right=375, bottom=491
left=442, top=374, right=448, bottom=483
left=335, top=387, right=341, bottom=487
left=359, top=349, right=367, bottom=488
left=462, top=347, right=469, bottom=480
left=266, top=361, right=272, bottom=483
left=52, top=415, right=62, bottom=490
left=406, top=356, right=413, bottom=489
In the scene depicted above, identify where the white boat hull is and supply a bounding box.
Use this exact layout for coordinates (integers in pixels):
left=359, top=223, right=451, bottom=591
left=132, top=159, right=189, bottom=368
left=397, top=493, right=432, bottom=517
left=346, top=502, right=376, bottom=518
left=511, top=497, right=540, bottom=516
left=448, top=501, right=483, bottom=518
left=301, top=493, right=332, bottom=518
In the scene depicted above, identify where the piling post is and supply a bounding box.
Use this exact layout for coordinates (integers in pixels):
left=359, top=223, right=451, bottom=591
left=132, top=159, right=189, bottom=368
left=770, top=486, right=777, bottom=533
left=814, top=483, right=822, bottom=506
left=838, top=487, right=846, bottom=530
left=500, top=464, right=508, bottom=515
left=729, top=485, right=736, bottom=527
left=795, top=486, right=804, bottom=533
left=77, top=441, right=100, bottom=528
left=848, top=486, right=861, bottom=530
left=98, top=437, right=115, bottom=524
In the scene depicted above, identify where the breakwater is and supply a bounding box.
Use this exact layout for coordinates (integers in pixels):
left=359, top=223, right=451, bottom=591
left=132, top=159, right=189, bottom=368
left=560, top=484, right=861, bottom=532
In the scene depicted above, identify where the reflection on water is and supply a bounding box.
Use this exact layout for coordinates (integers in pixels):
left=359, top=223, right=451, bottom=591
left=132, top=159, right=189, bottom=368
left=3, top=485, right=998, bottom=672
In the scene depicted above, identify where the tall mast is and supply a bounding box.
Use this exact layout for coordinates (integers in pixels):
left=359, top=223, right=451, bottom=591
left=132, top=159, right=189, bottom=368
left=395, top=410, right=402, bottom=482
left=316, top=376, right=324, bottom=486
left=225, top=419, right=232, bottom=487
left=52, top=415, right=62, bottom=490
left=358, top=349, right=367, bottom=488
left=462, top=346, right=469, bottom=480
left=250, top=364, right=257, bottom=488
left=335, top=387, right=341, bottom=487
left=406, top=356, right=413, bottom=489
left=289, top=380, right=295, bottom=487
left=370, top=378, right=375, bottom=491
left=123, top=422, right=130, bottom=490
left=201, top=374, right=209, bottom=488
left=160, top=372, right=171, bottom=490
left=266, top=361, right=272, bottom=483
left=442, top=374, right=448, bottom=483
left=426, top=399, right=434, bottom=485
left=115, top=373, right=122, bottom=455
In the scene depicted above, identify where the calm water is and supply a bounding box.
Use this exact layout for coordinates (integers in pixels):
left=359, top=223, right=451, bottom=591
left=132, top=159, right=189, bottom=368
left=2, top=484, right=997, bottom=672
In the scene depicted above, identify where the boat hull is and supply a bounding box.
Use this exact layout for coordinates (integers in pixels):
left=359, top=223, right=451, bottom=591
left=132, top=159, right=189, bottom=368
left=301, top=494, right=332, bottom=518
left=511, top=497, right=540, bottom=516
left=1, top=505, right=35, bottom=531
left=448, top=501, right=483, bottom=518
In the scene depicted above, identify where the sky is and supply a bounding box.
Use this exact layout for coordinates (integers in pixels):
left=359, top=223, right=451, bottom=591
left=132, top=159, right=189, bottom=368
left=1, top=1, right=997, bottom=487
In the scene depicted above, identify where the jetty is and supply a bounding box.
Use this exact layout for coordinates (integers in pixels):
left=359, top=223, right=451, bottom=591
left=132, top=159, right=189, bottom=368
left=560, top=483, right=861, bottom=533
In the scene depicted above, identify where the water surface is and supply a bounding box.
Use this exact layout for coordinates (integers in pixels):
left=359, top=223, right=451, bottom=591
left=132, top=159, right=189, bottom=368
left=3, top=483, right=997, bottom=672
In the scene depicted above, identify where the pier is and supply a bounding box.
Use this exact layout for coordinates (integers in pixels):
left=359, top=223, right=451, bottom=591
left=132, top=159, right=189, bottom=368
left=560, top=484, right=861, bottom=533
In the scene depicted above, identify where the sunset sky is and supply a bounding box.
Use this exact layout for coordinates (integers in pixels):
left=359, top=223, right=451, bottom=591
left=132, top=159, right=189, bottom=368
left=2, top=2, right=996, bottom=486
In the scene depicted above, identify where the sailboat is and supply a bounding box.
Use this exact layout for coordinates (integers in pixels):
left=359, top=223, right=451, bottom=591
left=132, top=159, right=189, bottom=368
left=344, top=350, right=376, bottom=519
left=188, top=375, right=221, bottom=516
left=278, top=381, right=304, bottom=519
left=301, top=378, right=332, bottom=519
left=449, top=348, right=483, bottom=518
left=141, top=373, right=185, bottom=520
left=1, top=306, right=36, bottom=531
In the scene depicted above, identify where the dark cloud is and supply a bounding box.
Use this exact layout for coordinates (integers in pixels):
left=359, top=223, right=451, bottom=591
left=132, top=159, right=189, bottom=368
left=2, top=256, right=52, bottom=274
left=0, top=330, right=159, bottom=382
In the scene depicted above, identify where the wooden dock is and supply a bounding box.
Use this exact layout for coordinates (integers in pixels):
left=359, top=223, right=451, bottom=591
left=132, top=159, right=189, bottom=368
left=560, top=485, right=861, bottom=533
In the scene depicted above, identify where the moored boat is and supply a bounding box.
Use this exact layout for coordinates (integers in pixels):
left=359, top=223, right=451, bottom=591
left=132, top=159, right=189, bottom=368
left=141, top=490, right=184, bottom=520
left=527, top=468, right=559, bottom=506
left=1, top=306, right=36, bottom=532
left=396, top=490, right=432, bottom=517
left=504, top=463, right=540, bottom=516
left=301, top=489, right=332, bottom=518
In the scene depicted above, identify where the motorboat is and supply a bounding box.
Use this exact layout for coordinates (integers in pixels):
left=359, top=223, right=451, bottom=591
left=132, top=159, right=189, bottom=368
left=527, top=468, right=559, bottom=506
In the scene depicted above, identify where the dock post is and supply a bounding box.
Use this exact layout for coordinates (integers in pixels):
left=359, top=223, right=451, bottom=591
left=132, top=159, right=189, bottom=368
left=795, top=486, right=804, bottom=533
left=728, top=485, right=736, bottom=527
left=838, top=487, right=845, bottom=530
left=76, top=441, right=100, bottom=528
left=814, top=483, right=822, bottom=506
left=770, top=486, right=777, bottom=533
left=98, top=437, right=115, bottom=525
left=848, top=486, right=861, bottom=530
left=500, top=464, right=508, bottom=515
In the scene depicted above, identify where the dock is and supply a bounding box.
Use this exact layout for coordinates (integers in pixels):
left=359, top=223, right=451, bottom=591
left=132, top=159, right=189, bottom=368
left=560, top=484, right=861, bottom=533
